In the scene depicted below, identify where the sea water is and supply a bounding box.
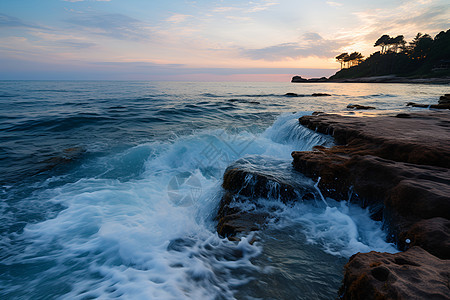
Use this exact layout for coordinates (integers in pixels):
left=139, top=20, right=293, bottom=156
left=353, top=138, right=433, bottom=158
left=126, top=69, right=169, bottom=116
left=0, top=81, right=448, bottom=299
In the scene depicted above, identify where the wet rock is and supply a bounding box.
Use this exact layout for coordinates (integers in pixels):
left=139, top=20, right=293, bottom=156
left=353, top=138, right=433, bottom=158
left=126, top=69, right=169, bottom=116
left=292, top=112, right=450, bottom=246
left=285, top=92, right=301, bottom=97
left=38, top=146, right=86, bottom=173
left=296, top=112, right=450, bottom=167
left=395, top=113, right=411, bottom=118
left=293, top=111, right=450, bottom=299
left=407, top=102, right=450, bottom=109
left=339, top=247, right=450, bottom=300
left=216, top=157, right=318, bottom=238
left=347, top=104, right=376, bottom=110
left=311, top=93, right=331, bottom=97
left=398, top=217, right=450, bottom=259
left=439, top=94, right=450, bottom=104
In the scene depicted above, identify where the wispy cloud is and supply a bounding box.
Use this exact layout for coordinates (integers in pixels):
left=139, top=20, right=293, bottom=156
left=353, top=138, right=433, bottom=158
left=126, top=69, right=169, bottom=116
left=248, top=1, right=279, bottom=13
left=242, top=33, right=344, bottom=60
left=65, top=13, right=150, bottom=41
left=326, top=1, right=343, bottom=7
left=166, top=14, right=192, bottom=24
left=0, top=13, right=46, bottom=29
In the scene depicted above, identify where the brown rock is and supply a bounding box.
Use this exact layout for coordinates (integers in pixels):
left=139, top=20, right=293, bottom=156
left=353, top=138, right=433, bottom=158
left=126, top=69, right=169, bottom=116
left=398, top=218, right=450, bottom=259
left=292, top=112, right=450, bottom=250
left=347, top=104, right=376, bottom=110
left=339, top=247, right=450, bottom=300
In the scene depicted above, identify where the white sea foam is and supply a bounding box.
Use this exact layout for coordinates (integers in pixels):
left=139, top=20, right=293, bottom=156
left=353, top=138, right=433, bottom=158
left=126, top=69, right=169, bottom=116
left=1, top=111, right=396, bottom=299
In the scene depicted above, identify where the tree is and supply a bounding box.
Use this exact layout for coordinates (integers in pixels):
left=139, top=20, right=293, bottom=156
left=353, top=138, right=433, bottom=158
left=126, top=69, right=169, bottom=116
left=374, top=34, right=391, bottom=53
left=390, top=35, right=406, bottom=53
left=336, top=52, right=349, bottom=69
left=412, top=34, right=433, bottom=59
left=348, top=52, right=364, bottom=67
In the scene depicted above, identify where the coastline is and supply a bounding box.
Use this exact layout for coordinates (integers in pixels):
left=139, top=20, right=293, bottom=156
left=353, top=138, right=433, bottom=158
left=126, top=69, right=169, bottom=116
left=292, top=75, right=450, bottom=84
left=216, top=110, right=450, bottom=299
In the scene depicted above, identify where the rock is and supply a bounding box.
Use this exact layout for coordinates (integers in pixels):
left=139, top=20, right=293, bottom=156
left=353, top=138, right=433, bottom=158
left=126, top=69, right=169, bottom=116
left=291, top=76, right=329, bottom=83
left=296, top=112, right=450, bottom=167
left=311, top=93, right=331, bottom=97
left=38, top=146, right=86, bottom=173
left=285, top=92, right=301, bottom=97
left=439, top=94, right=450, bottom=104
left=292, top=112, right=450, bottom=249
left=339, top=247, right=450, bottom=300
left=407, top=102, right=450, bottom=109
left=291, top=76, right=308, bottom=83
left=398, top=217, right=450, bottom=259
left=347, top=104, right=376, bottom=110
left=307, top=77, right=328, bottom=82
left=395, top=113, right=411, bottom=118
left=293, top=111, right=450, bottom=299
left=216, top=157, right=318, bottom=238
left=285, top=92, right=331, bottom=97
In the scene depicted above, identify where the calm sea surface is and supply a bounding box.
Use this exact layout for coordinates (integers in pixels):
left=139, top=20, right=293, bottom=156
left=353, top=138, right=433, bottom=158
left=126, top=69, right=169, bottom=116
left=0, top=81, right=448, bottom=299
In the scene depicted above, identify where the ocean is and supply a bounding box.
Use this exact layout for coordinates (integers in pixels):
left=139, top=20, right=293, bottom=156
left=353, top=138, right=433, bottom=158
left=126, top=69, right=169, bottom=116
left=0, top=81, right=448, bottom=299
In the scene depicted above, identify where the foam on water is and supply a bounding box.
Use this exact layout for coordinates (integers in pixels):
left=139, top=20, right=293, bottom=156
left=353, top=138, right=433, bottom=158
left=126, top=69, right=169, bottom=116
left=1, top=111, right=395, bottom=299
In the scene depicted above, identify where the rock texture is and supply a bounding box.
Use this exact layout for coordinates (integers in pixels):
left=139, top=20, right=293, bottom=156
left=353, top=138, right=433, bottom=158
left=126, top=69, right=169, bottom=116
left=216, top=157, right=317, bottom=237
left=291, top=111, right=450, bottom=299
left=339, top=247, right=450, bottom=300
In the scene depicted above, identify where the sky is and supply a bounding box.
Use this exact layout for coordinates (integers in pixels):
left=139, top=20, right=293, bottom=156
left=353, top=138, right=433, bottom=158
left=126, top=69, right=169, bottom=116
left=0, top=0, right=448, bottom=81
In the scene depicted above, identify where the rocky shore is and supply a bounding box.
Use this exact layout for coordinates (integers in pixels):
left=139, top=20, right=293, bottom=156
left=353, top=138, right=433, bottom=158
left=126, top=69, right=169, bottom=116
left=215, top=110, right=450, bottom=299
left=291, top=75, right=450, bottom=84
left=294, top=111, right=450, bottom=299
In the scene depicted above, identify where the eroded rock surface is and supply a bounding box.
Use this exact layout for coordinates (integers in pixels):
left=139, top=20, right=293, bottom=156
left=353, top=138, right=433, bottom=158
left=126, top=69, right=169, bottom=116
left=339, top=247, right=450, bottom=300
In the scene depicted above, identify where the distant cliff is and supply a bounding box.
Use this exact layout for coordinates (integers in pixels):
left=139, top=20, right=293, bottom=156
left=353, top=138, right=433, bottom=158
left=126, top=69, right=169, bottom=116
left=330, top=29, right=450, bottom=80
left=292, top=29, right=450, bottom=83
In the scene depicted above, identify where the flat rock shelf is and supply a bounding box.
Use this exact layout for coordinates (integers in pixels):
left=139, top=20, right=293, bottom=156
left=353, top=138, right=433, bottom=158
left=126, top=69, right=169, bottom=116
left=216, top=111, right=450, bottom=299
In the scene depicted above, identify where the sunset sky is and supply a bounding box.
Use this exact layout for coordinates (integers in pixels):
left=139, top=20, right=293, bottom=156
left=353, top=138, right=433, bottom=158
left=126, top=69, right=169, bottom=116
left=0, top=0, right=448, bottom=81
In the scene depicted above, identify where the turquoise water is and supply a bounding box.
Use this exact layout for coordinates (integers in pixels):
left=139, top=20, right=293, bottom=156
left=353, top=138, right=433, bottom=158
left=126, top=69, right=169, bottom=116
left=0, top=81, right=447, bottom=299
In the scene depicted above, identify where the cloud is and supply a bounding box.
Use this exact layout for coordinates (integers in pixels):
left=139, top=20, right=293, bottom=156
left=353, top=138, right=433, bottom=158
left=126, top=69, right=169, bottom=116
left=241, top=33, right=344, bottom=60
left=63, top=0, right=111, bottom=2
left=0, top=13, right=46, bottom=29
left=56, top=40, right=97, bottom=49
left=65, top=13, right=149, bottom=41
left=166, top=14, right=192, bottom=24
left=353, top=2, right=449, bottom=44
left=213, top=7, right=239, bottom=13
left=326, top=1, right=343, bottom=7
left=248, top=1, right=279, bottom=13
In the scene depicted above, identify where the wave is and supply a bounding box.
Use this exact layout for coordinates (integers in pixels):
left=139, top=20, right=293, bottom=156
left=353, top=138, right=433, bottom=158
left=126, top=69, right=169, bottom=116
left=0, top=111, right=396, bottom=299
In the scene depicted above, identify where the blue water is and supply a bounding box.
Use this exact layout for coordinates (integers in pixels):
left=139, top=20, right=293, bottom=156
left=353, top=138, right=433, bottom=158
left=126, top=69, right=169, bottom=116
left=0, top=81, right=448, bottom=299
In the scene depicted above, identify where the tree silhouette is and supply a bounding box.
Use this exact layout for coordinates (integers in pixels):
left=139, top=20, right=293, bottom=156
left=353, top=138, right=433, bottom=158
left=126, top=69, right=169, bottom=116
left=411, top=34, right=433, bottom=59
left=390, top=35, right=406, bottom=53
left=348, top=52, right=364, bottom=67
left=374, top=34, right=391, bottom=53
left=336, top=52, right=349, bottom=69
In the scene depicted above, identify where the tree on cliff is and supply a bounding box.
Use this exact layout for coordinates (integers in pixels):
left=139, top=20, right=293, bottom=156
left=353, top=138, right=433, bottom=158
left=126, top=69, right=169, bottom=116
left=374, top=34, right=391, bottom=53
left=390, top=35, right=406, bottom=53
left=336, top=52, right=349, bottom=69
left=410, top=33, right=433, bottom=60
left=348, top=52, right=364, bottom=67
left=331, top=28, right=450, bottom=79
